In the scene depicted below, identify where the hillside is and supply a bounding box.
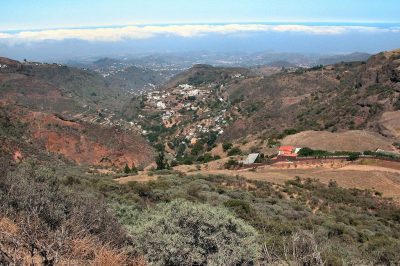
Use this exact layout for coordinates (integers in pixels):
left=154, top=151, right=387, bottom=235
left=317, top=52, right=371, bottom=65
left=121, top=49, right=400, bottom=166
left=0, top=57, right=154, bottom=168
left=106, top=65, right=166, bottom=93
left=222, top=49, right=400, bottom=141
left=162, top=64, right=252, bottom=88
left=281, top=130, right=394, bottom=152
left=0, top=57, right=127, bottom=113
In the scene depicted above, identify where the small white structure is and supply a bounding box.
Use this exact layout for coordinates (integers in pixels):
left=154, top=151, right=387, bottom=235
left=243, top=153, right=260, bottom=165
left=188, top=89, right=200, bottom=97
left=156, top=101, right=166, bottom=109
left=179, top=84, right=194, bottom=90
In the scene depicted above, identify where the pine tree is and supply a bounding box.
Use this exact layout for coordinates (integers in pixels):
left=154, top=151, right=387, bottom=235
left=124, top=163, right=131, bottom=174
left=156, top=150, right=169, bottom=170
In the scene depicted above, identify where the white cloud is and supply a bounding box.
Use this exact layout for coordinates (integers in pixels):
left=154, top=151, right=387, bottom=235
left=0, top=24, right=399, bottom=43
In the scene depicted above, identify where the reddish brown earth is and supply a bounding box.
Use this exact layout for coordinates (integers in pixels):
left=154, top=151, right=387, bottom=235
left=0, top=102, right=154, bottom=168
left=20, top=111, right=154, bottom=168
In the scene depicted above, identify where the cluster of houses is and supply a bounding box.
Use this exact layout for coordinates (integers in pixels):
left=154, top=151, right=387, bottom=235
left=93, top=61, right=133, bottom=78
left=135, top=83, right=231, bottom=142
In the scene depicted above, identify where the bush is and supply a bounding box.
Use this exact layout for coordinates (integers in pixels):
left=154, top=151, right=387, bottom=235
left=227, top=147, right=242, bottom=156
left=191, top=141, right=204, bottom=156
left=128, top=199, right=261, bottom=265
left=283, top=128, right=299, bottom=136
left=197, top=153, right=214, bottom=163
left=222, top=142, right=233, bottom=152
left=182, top=157, right=194, bottom=165
left=224, top=158, right=240, bottom=169
left=0, top=160, right=129, bottom=263
left=213, top=155, right=221, bottom=160
left=347, top=153, right=360, bottom=161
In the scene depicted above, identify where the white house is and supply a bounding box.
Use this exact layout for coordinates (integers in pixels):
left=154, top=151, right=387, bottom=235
left=156, top=101, right=167, bottom=109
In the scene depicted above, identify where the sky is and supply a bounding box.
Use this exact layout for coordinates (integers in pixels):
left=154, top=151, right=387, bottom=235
left=1, top=0, right=399, bottom=30
left=0, top=0, right=399, bottom=60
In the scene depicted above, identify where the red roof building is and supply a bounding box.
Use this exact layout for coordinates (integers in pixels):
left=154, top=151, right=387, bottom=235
left=278, top=146, right=298, bottom=157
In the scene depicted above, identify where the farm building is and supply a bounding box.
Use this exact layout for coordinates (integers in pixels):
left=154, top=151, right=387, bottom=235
left=278, top=146, right=301, bottom=158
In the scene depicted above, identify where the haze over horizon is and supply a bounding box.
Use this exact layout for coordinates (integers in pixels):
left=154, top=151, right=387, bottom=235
left=1, top=0, right=400, bottom=61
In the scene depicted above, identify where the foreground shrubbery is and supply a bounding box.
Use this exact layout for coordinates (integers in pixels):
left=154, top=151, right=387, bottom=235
left=117, top=199, right=260, bottom=265
left=0, top=160, right=142, bottom=265
left=106, top=174, right=400, bottom=265
left=2, top=158, right=400, bottom=265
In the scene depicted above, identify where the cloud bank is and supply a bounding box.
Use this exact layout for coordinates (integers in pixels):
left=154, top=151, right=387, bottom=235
left=0, top=24, right=399, bottom=43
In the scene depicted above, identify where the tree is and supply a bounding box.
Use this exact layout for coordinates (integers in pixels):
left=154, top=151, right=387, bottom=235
left=130, top=164, right=138, bottom=175
left=123, top=164, right=131, bottom=174
left=191, top=141, right=204, bottom=156
left=347, top=153, right=360, bottom=161
left=155, top=150, right=169, bottom=170
left=227, top=146, right=242, bottom=156
left=127, top=199, right=261, bottom=265
left=298, top=147, right=314, bottom=157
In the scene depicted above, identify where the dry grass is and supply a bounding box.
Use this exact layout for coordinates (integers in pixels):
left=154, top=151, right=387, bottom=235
left=358, top=158, right=400, bottom=170
left=116, top=174, right=157, bottom=184
left=0, top=217, right=19, bottom=236
left=182, top=160, right=400, bottom=202
left=0, top=219, right=146, bottom=266
left=68, top=236, right=134, bottom=265
left=379, top=111, right=400, bottom=138
left=281, top=130, right=394, bottom=152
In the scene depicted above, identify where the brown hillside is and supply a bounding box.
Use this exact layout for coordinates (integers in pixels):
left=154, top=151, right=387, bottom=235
left=0, top=106, right=154, bottom=167
left=0, top=58, right=154, bottom=168
left=222, top=49, right=400, bottom=141
left=281, top=130, right=395, bottom=152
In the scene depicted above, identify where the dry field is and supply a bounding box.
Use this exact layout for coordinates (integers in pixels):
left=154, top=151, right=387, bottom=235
left=195, top=160, right=400, bottom=201
left=281, top=130, right=395, bottom=152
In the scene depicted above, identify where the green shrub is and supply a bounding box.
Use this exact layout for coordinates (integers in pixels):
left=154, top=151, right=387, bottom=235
left=224, top=158, right=240, bottom=169
left=214, top=155, right=221, bottom=160
left=128, top=199, right=261, bottom=265
left=283, top=128, right=299, bottom=136
left=222, top=142, right=233, bottom=152
left=227, top=147, right=242, bottom=156
left=347, top=153, right=360, bottom=161
left=182, top=157, right=194, bottom=165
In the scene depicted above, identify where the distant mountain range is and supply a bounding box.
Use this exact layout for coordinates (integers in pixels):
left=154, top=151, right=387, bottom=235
left=316, top=52, right=371, bottom=65
left=66, top=51, right=373, bottom=71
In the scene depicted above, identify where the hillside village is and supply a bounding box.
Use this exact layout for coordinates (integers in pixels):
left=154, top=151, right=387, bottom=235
left=130, top=72, right=247, bottom=146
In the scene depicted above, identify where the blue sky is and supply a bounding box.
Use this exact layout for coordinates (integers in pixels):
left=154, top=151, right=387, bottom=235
left=1, top=0, right=400, bottom=30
